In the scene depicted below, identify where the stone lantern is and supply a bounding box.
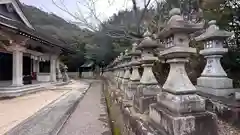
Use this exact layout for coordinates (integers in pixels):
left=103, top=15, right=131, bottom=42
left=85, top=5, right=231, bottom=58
left=117, top=53, right=125, bottom=89
left=195, top=20, right=234, bottom=97
left=114, top=57, right=120, bottom=84
left=134, top=29, right=161, bottom=114
left=149, top=8, right=218, bottom=135
left=112, top=58, right=119, bottom=85
left=63, top=65, right=69, bottom=82
left=126, top=43, right=142, bottom=100
left=121, top=49, right=132, bottom=92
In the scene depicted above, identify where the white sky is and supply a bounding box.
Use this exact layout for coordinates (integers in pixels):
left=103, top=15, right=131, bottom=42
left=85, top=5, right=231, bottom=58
left=20, top=0, right=135, bottom=22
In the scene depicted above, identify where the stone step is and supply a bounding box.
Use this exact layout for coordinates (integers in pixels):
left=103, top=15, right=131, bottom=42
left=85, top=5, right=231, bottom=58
left=0, top=81, right=72, bottom=98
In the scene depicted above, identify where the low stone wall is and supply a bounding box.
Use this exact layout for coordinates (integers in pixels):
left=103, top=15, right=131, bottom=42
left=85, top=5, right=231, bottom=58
left=81, top=72, right=94, bottom=79
left=67, top=72, right=79, bottom=79
left=103, top=77, right=162, bottom=135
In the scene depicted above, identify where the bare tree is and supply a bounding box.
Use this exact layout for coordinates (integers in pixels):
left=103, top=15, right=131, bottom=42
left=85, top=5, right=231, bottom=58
left=52, top=0, right=158, bottom=40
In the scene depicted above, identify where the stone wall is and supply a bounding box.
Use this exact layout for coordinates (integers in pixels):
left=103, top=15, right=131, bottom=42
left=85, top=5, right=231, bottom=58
left=103, top=77, right=162, bottom=135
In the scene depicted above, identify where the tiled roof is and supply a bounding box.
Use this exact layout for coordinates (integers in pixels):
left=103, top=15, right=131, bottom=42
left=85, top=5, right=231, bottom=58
left=0, top=0, right=75, bottom=53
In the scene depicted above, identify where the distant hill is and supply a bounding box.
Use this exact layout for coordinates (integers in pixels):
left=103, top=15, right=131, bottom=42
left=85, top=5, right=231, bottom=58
left=21, top=4, right=92, bottom=44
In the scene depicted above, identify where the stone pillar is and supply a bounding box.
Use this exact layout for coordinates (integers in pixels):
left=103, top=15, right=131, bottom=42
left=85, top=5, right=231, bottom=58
left=149, top=8, right=218, bottom=135
left=134, top=30, right=161, bottom=114
left=33, top=60, right=39, bottom=73
left=12, top=46, right=24, bottom=86
left=50, top=55, right=57, bottom=82
left=195, top=20, right=234, bottom=97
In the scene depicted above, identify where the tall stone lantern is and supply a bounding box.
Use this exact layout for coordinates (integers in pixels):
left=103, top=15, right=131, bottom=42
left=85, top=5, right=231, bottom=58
left=117, top=53, right=125, bottom=89
left=149, top=8, right=218, bottom=135
left=126, top=43, right=142, bottom=100
left=195, top=20, right=234, bottom=97
left=113, top=58, right=119, bottom=85
left=121, top=50, right=132, bottom=92
left=134, top=30, right=161, bottom=114
left=114, top=57, right=120, bottom=85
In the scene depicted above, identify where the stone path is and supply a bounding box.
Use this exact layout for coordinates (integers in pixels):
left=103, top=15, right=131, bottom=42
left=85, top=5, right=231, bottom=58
left=58, top=80, right=111, bottom=135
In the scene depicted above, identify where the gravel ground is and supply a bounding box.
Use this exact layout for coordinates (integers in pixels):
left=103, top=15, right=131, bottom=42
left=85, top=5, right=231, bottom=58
left=218, top=119, right=240, bottom=135
left=0, top=89, right=68, bottom=135
left=58, top=80, right=111, bottom=135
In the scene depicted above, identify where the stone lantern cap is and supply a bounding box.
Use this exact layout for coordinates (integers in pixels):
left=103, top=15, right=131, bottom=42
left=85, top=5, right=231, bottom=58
left=137, top=30, right=159, bottom=49
left=128, top=43, right=142, bottom=56
left=158, top=8, right=203, bottom=39
left=129, top=59, right=141, bottom=66
left=195, top=20, right=233, bottom=41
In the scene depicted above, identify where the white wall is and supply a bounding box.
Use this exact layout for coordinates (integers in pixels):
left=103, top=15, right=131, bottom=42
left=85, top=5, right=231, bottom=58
left=37, top=73, right=50, bottom=82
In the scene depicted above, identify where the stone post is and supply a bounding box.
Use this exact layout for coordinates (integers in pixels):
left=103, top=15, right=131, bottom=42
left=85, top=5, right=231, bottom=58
left=127, top=43, right=141, bottom=100
left=134, top=30, right=161, bottom=114
left=33, top=59, right=39, bottom=73
left=195, top=20, right=234, bottom=97
left=12, top=45, right=25, bottom=86
left=149, top=8, right=218, bottom=135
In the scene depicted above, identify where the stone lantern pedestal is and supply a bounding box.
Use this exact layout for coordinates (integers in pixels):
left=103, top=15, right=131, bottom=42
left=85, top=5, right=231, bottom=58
left=121, top=62, right=131, bottom=94
left=133, top=31, right=161, bottom=114
left=149, top=8, right=218, bottom=135
left=195, top=20, right=234, bottom=97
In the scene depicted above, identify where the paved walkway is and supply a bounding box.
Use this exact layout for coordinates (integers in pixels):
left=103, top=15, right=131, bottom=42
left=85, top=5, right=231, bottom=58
left=0, top=80, right=88, bottom=135
left=0, top=90, right=68, bottom=135
left=59, top=80, right=111, bottom=135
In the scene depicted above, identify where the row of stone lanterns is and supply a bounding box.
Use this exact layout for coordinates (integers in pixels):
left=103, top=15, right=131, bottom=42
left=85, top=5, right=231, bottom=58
left=105, top=8, right=234, bottom=135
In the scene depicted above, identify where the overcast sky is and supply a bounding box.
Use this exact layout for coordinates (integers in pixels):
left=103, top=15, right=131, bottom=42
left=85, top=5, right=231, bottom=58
left=20, top=0, right=134, bottom=22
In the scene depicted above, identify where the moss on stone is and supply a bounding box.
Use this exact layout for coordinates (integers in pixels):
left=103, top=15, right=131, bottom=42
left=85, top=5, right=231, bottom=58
left=104, top=85, right=122, bottom=135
